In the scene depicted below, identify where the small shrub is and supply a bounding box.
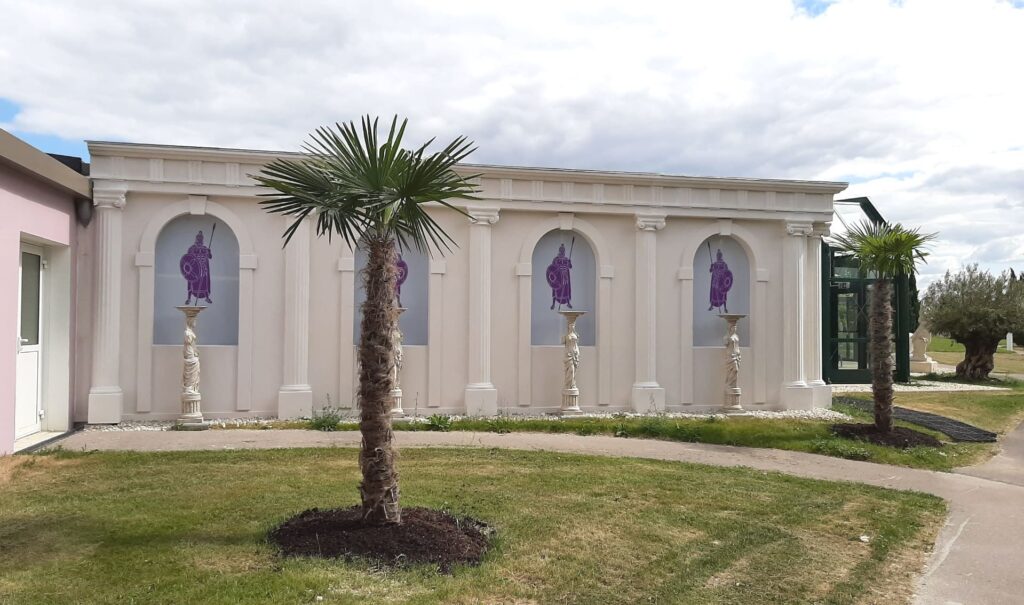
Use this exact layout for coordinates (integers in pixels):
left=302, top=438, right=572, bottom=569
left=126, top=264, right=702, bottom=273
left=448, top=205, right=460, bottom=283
left=310, top=406, right=343, bottom=432
left=485, top=417, right=513, bottom=434
left=810, top=438, right=871, bottom=461
left=425, top=414, right=453, bottom=432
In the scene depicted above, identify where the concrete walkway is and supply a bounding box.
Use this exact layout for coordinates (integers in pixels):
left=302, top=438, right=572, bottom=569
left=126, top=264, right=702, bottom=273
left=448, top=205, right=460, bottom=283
left=53, top=430, right=1024, bottom=605
left=958, top=419, right=1024, bottom=488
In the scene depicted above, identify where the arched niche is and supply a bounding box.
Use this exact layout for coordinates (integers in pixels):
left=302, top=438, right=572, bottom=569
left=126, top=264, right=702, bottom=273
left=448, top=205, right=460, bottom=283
left=693, top=235, right=750, bottom=346
left=153, top=215, right=240, bottom=345
left=530, top=229, right=596, bottom=345
left=353, top=244, right=429, bottom=345
left=135, top=196, right=257, bottom=414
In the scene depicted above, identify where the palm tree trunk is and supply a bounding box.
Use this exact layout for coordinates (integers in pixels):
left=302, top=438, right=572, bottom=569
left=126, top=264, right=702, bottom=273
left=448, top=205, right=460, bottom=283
left=357, top=232, right=401, bottom=524
left=869, top=278, right=894, bottom=433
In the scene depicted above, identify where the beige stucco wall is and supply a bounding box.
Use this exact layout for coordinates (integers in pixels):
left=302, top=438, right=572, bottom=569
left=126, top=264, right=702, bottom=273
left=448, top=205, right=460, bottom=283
left=79, top=141, right=845, bottom=421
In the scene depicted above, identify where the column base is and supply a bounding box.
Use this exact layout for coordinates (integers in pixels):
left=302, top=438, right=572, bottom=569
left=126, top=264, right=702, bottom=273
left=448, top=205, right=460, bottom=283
left=464, top=384, right=497, bottom=416
left=809, top=381, right=832, bottom=408
left=631, top=384, right=665, bottom=413
left=278, top=386, right=313, bottom=420
left=782, top=383, right=815, bottom=410
left=911, top=360, right=940, bottom=373
left=87, top=388, right=123, bottom=424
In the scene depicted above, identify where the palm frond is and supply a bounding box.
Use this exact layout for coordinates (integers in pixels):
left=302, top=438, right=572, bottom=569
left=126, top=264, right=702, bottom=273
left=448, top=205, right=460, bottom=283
left=254, top=115, right=480, bottom=250
left=830, top=220, right=937, bottom=279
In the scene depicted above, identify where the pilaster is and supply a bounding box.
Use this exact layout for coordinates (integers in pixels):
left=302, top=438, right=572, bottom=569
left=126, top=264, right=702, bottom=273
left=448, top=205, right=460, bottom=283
left=783, top=221, right=814, bottom=409
left=278, top=217, right=313, bottom=418
left=807, top=223, right=831, bottom=406
left=465, top=206, right=499, bottom=415
left=88, top=184, right=127, bottom=424
left=631, top=213, right=666, bottom=411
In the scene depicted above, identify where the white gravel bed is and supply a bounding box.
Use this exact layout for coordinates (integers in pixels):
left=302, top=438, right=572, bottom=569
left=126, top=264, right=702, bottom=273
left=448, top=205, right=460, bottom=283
left=831, top=380, right=1008, bottom=393
left=82, top=417, right=277, bottom=432
left=80, top=408, right=851, bottom=431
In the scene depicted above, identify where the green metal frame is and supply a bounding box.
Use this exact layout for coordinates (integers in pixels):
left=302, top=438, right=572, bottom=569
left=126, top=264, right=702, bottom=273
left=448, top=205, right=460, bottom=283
left=822, top=242, right=910, bottom=384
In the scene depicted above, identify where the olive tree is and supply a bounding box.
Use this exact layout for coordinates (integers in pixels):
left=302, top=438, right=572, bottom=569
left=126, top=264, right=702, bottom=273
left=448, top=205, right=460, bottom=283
left=922, top=264, right=1024, bottom=380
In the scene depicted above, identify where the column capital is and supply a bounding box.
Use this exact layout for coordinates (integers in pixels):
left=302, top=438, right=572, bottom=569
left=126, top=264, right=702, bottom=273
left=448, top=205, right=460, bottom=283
left=635, top=213, right=666, bottom=231
left=785, top=221, right=813, bottom=236
left=93, top=183, right=128, bottom=209
left=467, top=206, right=500, bottom=225
left=811, top=222, right=831, bottom=238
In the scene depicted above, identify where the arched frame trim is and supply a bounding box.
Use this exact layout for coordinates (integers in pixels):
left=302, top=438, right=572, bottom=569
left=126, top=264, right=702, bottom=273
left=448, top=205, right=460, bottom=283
left=134, top=195, right=258, bottom=413
left=516, top=213, right=614, bottom=407
left=678, top=219, right=768, bottom=405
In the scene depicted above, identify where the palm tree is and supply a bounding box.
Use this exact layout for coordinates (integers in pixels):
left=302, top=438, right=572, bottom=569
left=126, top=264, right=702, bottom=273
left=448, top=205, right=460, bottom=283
left=831, top=221, right=935, bottom=433
left=254, top=117, right=478, bottom=524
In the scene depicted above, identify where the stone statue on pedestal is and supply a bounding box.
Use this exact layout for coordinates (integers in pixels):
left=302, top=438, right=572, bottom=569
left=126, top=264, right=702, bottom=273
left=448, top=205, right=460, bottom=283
left=719, top=314, right=746, bottom=413
left=176, top=306, right=208, bottom=429
left=558, top=310, right=585, bottom=414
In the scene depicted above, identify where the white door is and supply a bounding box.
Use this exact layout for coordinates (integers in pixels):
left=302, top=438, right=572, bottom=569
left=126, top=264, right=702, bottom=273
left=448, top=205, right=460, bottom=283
left=15, top=245, right=43, bottom=439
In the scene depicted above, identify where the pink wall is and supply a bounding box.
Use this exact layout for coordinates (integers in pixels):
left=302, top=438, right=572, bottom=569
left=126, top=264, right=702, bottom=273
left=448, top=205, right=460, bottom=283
left=0, top=163, right=76, bottom=454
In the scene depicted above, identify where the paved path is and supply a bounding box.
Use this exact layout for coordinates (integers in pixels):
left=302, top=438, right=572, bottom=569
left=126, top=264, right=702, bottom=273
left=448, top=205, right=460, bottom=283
left=54, top=430, right=1024, bottom=605
left=958, top=419, right=1024, bottom=487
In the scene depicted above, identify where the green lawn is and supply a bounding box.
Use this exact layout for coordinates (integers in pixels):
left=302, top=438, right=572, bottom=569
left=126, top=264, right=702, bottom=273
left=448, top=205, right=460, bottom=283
left=0, top=448, right=945, bottom=605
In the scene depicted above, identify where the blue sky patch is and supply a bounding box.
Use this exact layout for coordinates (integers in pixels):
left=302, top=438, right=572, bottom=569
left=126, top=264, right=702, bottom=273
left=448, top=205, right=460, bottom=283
left=793, top=0, right=835, bottom=17
left=0, top=97, right=89, bottom=160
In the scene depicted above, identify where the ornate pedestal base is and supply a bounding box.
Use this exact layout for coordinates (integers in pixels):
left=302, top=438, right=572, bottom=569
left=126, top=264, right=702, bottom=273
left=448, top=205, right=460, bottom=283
left=390, top=388, right=405, bottom=418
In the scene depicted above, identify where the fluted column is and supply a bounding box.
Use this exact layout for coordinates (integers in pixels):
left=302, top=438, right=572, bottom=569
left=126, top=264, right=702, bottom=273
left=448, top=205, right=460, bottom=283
left=88, top=184, right=127, bottom=424
left=278, top=216, right=313, bottom=418
left=807, top=223, right=829, bottom=386
left=631, top=213, right=666, bottom=411
left=783, top=221, right=814, bottom=409
left=464, top=206, right=499, bottom=416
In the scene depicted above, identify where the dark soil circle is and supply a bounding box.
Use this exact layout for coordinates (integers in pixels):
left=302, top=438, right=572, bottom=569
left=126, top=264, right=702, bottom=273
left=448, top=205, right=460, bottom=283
left=831, top=423, right=944, bottom=449
left=268, top=506, right=491, bottom=573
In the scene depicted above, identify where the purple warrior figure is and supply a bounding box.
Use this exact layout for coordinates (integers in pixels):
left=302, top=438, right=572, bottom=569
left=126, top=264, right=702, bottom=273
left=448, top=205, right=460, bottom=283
left=395, top=253, right=409, bottom=306
left=180, top=229, right=213, bottom=305
left=708, top=248, right=733, bottom=312
left=546, top=242, right=573, bottom=309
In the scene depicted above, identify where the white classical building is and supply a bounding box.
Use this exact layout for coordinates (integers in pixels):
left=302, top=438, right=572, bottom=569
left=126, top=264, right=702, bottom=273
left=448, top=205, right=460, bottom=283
left=77, top=141, right=845, bottom=423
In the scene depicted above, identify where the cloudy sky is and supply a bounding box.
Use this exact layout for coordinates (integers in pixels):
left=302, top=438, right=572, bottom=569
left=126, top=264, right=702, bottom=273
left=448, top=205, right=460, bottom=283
left=1, top=0, right=1021, bottom=287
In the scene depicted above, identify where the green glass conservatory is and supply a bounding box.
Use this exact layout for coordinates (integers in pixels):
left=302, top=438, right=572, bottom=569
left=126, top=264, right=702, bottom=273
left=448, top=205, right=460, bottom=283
left=822, top=197, right=912, bottom=384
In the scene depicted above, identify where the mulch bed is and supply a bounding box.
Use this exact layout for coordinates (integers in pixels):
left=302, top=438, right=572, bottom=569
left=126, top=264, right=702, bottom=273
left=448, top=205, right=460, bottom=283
left=268, top=506, right=491, bottom=573
left=831, top=423, right=944, bottom=449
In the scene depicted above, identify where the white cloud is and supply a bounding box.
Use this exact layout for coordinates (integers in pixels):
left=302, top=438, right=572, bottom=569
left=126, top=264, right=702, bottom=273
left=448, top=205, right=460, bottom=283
left=1, top=0, right=1022, bottom=285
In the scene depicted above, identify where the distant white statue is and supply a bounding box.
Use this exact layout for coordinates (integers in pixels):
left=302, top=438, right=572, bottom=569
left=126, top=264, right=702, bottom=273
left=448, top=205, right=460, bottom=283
left=910, top=324, right=939, bottom=373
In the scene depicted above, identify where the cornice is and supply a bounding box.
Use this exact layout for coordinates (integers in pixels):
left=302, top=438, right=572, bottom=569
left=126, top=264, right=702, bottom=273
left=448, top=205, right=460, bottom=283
left=86, top=140, right=849, bottom=195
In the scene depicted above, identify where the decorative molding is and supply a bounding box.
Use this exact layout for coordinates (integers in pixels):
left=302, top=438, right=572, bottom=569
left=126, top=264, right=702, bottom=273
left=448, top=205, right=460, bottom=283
left=635, top=213, right=666, bottom=231
left=148, top=158, right=164, bottom=183
left=226, top=163, right=240, bottom=187
left=812, top=222, right=831, bottom=238
left=515, top=262, right=532, bottom=277
left=134, top=252, right=154, bottom=267
left=786, top=221, right=814, bottom=236
left=558, top=212, right=574, bottom=231
left=93, top=184, right=127, bottom=209
left=757, top=268, right=770, bottom=282
left=599, top=264, right=615, bottom=280
left=717, top=218, right=733, bottom=236
left=467, top=206, right=500, bottom=225
left=188, top=195, right=207, bottom=215
left=677, top=267, right=694, bottom=281
left=337, top=257, right=355, bottom=272
left=429, top=259, right=447, bottom=275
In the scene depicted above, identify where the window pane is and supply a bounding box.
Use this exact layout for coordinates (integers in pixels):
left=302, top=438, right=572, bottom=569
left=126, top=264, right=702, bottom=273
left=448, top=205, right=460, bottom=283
left=20, top=252, right=40, bottom=346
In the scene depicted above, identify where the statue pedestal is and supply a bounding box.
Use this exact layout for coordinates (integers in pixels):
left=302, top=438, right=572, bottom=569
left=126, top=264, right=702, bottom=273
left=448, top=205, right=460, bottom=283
left=176, top=306, right=209, bottom=430
left=390, top=307, right=406, bottom=418
left=719, top=313, right=747, bottom=414
left=559, top=310, right=586, bottom=415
